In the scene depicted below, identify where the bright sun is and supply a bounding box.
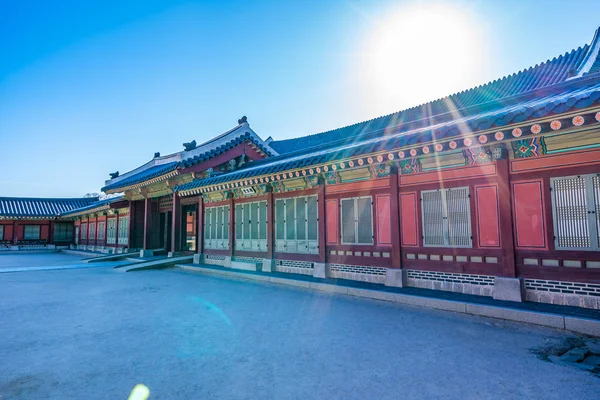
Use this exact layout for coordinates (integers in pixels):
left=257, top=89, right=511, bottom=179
left=362, top=2, right=485, bottom=113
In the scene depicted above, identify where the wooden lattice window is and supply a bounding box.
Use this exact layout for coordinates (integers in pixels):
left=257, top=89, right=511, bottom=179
left=204, top=205, right=230, bottom=250
left=340, top=196, right=373, bottom=245
left=421, top=187, right=472, bottom=248
left=117, top=216, right=129, bottom=245
left=550, top=174, right=600, bottom=250
left=106, top=218, right=117, bottom=244
left=275, top=195, right=318, bottom=254
left=98, top=222, right=105, bottom=240
left=235, top=200, right=267, bottom=252
left=23, top=225, right=41, bottom=240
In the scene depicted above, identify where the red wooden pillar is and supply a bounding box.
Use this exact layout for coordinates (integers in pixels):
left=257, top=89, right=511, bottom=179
left=390, top=167, right=402, bottom=269
left=228, top=195, right=235, bottom=258
left=318, top=182, right=327, bottom=264
left=114, top=214, right=120, bottom=248
left=13, top=220, right=19, bottom=244
left=143, top=197, right=152, bottom=250
left=497, top=158, right=516, bottom=277
left=197, top=196, right=204, bottom=254
left=266, top=189, right=274, bottom=259
left=48, top=220, right=55, bottom=245
left=94, top=215, right=99, bottom=247
left=103, top=215, right=108, bottom=245
left=128, top=201, right=135, bottom=248
left=171, top=194, right=182, bottom=253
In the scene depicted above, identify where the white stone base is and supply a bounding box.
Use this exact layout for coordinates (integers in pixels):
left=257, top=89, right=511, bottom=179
left=168, top=251, right=183, bottom=258
left=193, top=253, right=204, bottom=264
left=312, top=262, right=328, bottom=279
left=231, top=260, right=259, bottom=271
left=140, top=249, right=154, bottom=257
left=493, top=277, right=524, bottom=302
left=385, top=269, right=407, bottom=288
left=262, top=258, right=275, bottom=272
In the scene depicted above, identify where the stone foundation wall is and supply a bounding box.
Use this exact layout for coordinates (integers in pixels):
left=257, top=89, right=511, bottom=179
left=406, top=269, right=495, bottom=297
left=275, top=259, right=314, bottom=276
left=204, top=254, right=230, bottom=267
left=525, top=279, right=600, bottom=309
left=328, top=264, right=386, bottom=284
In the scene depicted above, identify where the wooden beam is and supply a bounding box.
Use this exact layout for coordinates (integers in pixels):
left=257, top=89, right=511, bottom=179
left=389, top=166, right=402, bottom=269
left=497, top=158, right=517, bottom=277
left=198, top=195, right=204, bottom=255
left=171, top=194, right=182, bottom=253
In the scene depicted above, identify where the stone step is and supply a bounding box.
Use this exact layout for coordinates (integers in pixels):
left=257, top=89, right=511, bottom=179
left=116, top=255, right=194, bottom=272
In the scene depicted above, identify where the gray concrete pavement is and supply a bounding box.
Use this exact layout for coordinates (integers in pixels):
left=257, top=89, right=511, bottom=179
left=0, top=253, right=127, bottom=272
left=0, top=253, right=86, bottom=269
left=0, top=265, right=598, bottom=400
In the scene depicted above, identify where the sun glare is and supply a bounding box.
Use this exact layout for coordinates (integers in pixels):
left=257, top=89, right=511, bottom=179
left=362, top=2, right=485, bottom=113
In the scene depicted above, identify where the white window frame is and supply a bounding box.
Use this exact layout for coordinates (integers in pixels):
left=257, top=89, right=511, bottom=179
left=53, top=223, right=73, bottom=242
left=550, top=174, right=600, bottom=251
left=106, top=218, right=117, bottom=244
left=340, top=196, right=374, bottom=245
left=81, top=223, right=88, bottom=240
left=275, top=195, right=319, bottom=254
left=23, top=225, right=41, bottom=240
left=421, top=186, right=472, bottom=248
left=117, top=216, right=129, bottom=245
left=98, top=221, right=105, bottom=240
left=89, top=222, right=96, bottom=240
left=235, top=200, right=268, bottom=252
left=204, top=205, right=230, bottom=250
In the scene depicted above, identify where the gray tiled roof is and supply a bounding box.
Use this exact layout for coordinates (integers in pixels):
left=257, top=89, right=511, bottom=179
left=270, top=29, right=600, bottom=154
left=58, top=196, right=125, bottom=217
left=101, top=162, right=179, bottom=192
left=175, top=78, right=600, bottom=193
left=0, top=197, right=99, bottom=218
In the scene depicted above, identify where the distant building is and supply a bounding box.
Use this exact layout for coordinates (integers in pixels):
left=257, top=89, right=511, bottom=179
left=7, top=27, right=600, bottom=309
left=0, top=197, right=97, bottom=249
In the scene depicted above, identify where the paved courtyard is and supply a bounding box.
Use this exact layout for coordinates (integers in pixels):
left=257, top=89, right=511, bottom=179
left=0, top=254, right=598, bottom=399
left=0, top=253, right=127, bottom=272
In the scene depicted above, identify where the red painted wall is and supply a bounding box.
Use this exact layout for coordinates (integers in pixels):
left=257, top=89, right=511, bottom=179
left=325, top=199, right=338, bottom=244
left=1, top=224, right=13, bottom=241
left=399, top=192, right=418, bottom=247
left=512, top=180, right=546, bottom=249
left=475, top=185, right=500, bottom=248
left=376, top=194, right=391, bottom=245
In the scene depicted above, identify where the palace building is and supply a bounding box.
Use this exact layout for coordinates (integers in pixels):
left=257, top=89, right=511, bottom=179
left=4, top=28, right=600, bottom=309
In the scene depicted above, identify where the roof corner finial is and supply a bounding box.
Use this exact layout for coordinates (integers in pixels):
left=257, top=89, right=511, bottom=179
left=238, top=116, right=248, bottom=125
left=183, top=140, right=197, bottom=151
left=154, top=152, right=160, bottom=158
left=109, top=171, right=119, bottom=179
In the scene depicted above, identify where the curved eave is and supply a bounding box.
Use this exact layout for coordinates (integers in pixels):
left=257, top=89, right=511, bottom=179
left=103, top=170, right=180, bottom=194
left=175, top=84, right=600, bottom=196
left=59, top=204, right=112, bottom=218
left=0, top=215, right=61, bottom=220
left=181, top=135, right=274, bottom=168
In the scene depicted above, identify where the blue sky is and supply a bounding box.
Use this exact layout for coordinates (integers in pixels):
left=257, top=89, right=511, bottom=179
left=0, top=0, right=598, bottom=197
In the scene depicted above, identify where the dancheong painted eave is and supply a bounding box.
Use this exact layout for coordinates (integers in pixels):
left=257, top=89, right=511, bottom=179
left=101, top=121, right=278, bottom=194
left=0, top=197, right=99, bottom=219
left=174, top=78, right=600, bottom=195
left=58, top=195, right=126, bottom=218
left=102, top=162, right=180, bottom=193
